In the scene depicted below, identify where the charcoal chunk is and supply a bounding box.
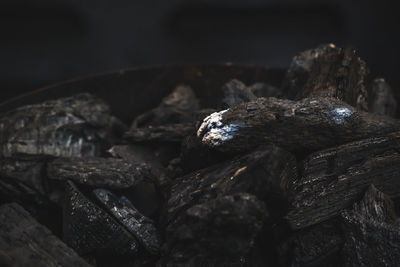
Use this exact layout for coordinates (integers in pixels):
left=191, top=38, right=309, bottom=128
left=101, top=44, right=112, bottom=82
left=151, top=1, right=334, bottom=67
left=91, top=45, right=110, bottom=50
left=221, top=79, right=257, bottom=108
left=125, top=85, right=200, bottom=143
left=368, top=78, right=397, bottom=117
left=340, top=185, right=400, bottom=266
left=287, top=132, right=400, bottom=229
left=197, top=97, right=400, bottom=154
left=164, top=193, right=266, bottom=266
left=0, top=202, right=90, bottom=267
left=48, top=157, right=152, bottom=189
left=93, top=189, right=160, bottom=254
left=163, top=146, right=297, bottom=265
left=63, top=181, right=138, bottom=256
left=289, top=221, right=343, bottom=266
left=0, top=155, right=49, bottom=203
left=0, top=93, right=124, bottom=158
left=281, top=44, right=368, bottom=110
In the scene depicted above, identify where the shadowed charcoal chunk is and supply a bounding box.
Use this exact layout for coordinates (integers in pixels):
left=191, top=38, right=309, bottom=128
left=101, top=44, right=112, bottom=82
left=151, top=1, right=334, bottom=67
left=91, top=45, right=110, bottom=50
left=197, top=97, right=400, bottom=154
left=63, top=181, right=138, bottom=256
left=287, top=132, right=400, bottom=229
left=163, top=193, right=267, bottom=266
left=162, top=146, right=297, bottom=265
left=288, top=221, right=344, bottom=266
left=0, top=202, right=90, bottom=267
left=368, top=78, right=397, bottom=117
left=221, top=79, right=257, bottom=108
left=48, top=157, right=152, bottom=189
left=125, top=85, right=200, bottom=143
left=0, top=93, right=124, bottom=157
left=281, top=44, right=368, bottom=110
left=93, top=189, right=160, bottom=254
left=0, top=155, right=49, bottom=203
left=340, top=185, right=400, bottom=266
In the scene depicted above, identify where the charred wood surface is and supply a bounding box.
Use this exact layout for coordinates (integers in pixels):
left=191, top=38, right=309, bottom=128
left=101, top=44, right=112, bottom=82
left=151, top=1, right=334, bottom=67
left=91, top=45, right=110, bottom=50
left=0, top=202, right=90, bottom=267
left=197, top=97, right=400, bottom=154
left=340, top=185, right=400, bottom=266
left=281, top=44, right=368, bottom=110
left=0, top=93, right=124, bottom=158
left=287, top=132, right=400, bottom=229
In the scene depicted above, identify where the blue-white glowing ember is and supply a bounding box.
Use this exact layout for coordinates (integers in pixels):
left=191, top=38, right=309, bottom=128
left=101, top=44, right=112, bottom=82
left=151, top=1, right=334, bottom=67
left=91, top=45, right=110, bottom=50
left=330, top=107, right=354, bottom=124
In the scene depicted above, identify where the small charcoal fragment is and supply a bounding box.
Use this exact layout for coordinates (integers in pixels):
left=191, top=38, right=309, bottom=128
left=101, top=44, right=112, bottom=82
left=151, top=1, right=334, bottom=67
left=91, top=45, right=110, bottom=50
left=163, top=193, right=267, bottom=266
left=0, top=202, right=90, bottom=267
left=93, top=189, right=160, bottom=254
left=287, top=132, right=400, bottom=229
left=0, top=93, right=124, bottom=157
left=197, top=97, right=400, bottom=154
left=63, top=181, right=138, bottom=256
left=340, top=185, right=400, bottom=266
left=368, top=78, right=397, bottom=116
left=48, top=157, right=152, bottom=189
left=221, top=79, right=257, bottom=108
left=281, top=44, right=369, bottom=110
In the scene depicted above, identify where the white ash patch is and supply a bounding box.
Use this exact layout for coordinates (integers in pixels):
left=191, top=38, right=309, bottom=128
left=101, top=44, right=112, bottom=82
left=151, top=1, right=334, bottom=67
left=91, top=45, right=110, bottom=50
left=330, top=107, right=354, bottom=124
left=197, top=109, right=242, bottom=146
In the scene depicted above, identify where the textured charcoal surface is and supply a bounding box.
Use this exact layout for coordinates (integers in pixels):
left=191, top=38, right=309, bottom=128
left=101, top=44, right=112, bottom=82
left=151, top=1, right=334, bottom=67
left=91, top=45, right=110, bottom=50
left=287, top=132, right=400, bottom=229
left=0, top=93, right=124, bottom=157
left=196, top=97, right=400, bottom=154
left=368, top=78, right=397, bottom=117
left=340, top=185, right=400, bottom=266
left=163, top=146, right=297, bottom=265
left=0, top=202, right=91, bottom=267
left=48, top=157, right=152, bottom=189
left=93, top=189, right=160, bottom=254
left=63, top=181, right=139, bottom=256
left=281, top=44, right=369, bottom=111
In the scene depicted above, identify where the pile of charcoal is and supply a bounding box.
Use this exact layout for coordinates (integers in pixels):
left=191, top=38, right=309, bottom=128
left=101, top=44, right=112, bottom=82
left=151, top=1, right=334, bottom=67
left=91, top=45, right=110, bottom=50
left=1, top=43, right=400, bottom=267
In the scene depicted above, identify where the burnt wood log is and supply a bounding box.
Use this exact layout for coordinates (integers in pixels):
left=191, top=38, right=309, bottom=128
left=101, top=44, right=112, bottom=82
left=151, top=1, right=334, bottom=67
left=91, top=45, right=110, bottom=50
left=0, top=202, right=90, bottom=267
left=197, top=97, right=400, bottom=154
left=368, top=78, right=397, bottom=117
left=163, top=146, right=297, bottom=265
left=281, top=44, right=368, bottom=110
left=340, top=185, right=400, bottom=266
left=0, top=93, right=124, bottom=158
left=287, top=132, right=400, bottom=229
left=47, top=157, right=153, bottom=189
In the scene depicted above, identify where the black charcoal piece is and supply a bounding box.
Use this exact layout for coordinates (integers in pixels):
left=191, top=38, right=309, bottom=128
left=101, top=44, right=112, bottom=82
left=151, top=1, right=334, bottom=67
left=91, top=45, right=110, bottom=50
left=0, top=93, right=124, bottom=158
left=281, top=44, right=368, bottom=110
left=289, top=221, right=344, bottom=266
left=163, top=146, right=296, bottom=265
left=340, top=185, right=400, bottom=266
left=197, top=97, right=400, bottom=154
left=0, top=155, right=49, bottom=203
left=163, top=193, right=267, bottom=266
left=125, top=85, right=205, bottom=143
left=63, top=181, right=138, bottom=256
left=221, top=79, right=256, bottom=108
left=287, top=132, right=400, bottom=229
left=48, top=157, right=152, bottom=189
left=368, top=78, right=397, bottom=117
left=93, top=189, right=160, bottom=254
left=0, top=202, right=90, bottom=267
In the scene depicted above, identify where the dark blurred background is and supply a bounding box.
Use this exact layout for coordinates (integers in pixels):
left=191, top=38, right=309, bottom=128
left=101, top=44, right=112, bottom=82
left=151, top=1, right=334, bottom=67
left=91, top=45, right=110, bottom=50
left=1, top=0, right=399, bottom=101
